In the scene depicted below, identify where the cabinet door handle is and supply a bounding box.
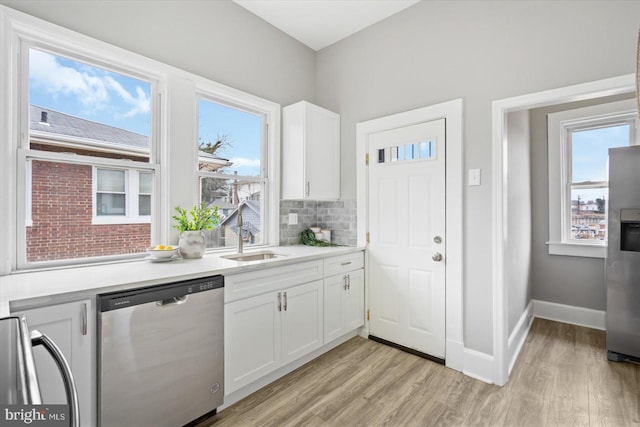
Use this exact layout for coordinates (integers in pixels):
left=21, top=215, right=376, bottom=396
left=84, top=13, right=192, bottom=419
left=283, top=292, right=288, bottom=311
left=347, top=274, right=351, bottom=290
left=306, top=182, right=310, bottom=197
left=343, top=275, right=347, bottom=290
left=82, top=302, right=87, bottom=336
left=277, top=292, right=282, bottom=312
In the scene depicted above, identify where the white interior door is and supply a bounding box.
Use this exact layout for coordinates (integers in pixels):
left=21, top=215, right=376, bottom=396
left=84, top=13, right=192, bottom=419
left=368, top=118, right=446, bottom=359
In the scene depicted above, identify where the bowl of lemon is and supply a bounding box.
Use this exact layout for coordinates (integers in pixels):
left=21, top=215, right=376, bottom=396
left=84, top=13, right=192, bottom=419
left=147, top=244, right=179, bottom=261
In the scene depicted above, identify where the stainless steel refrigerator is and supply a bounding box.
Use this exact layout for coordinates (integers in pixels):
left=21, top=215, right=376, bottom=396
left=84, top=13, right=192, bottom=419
left=607, top=145, right=640, bottom=362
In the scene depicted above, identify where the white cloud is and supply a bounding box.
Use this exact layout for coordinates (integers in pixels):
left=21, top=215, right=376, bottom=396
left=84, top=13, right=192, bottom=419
left=29, top=49, right=149, bottom=118
left=230, top=157, right=261, bottom=167
left=104, top=76, right=150, bottom=118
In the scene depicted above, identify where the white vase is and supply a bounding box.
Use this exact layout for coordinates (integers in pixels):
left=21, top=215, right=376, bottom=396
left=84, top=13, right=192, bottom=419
left=179, top=230, right=205, bottom=259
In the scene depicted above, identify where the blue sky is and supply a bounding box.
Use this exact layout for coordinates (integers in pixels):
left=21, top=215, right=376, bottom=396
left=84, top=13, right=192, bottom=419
left=29, top=48, right=151, bottom=136
left=571, top=124, right=629, bottom=203
left=29, top=48, right=261, bottom=176
left=198, top=99, right=262, bottom=177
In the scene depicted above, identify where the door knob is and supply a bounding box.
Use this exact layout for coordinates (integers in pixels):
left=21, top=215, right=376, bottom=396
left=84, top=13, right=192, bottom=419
left=432, top=252, right=443, bottom=262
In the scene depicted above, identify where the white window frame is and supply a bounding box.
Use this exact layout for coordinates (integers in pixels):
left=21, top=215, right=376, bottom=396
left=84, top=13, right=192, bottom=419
left=548, top=99, right=638, bottom=258
left=3, top=8, right=166, bottom=270
left=92, top=167, right=153, bottom=224
left=194, top=85, right=280, bottom=252
left=0, top=6, right=280, bottom=273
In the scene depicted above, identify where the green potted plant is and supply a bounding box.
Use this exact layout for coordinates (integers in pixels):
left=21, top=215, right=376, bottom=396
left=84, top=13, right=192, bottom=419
left=172, top=202, right=220, bottom=258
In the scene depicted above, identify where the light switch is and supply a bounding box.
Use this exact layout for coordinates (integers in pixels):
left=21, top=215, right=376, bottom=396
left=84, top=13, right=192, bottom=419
left=288, top=213, right=298, bottom=225
left=468, top=168, right=481, bottom=186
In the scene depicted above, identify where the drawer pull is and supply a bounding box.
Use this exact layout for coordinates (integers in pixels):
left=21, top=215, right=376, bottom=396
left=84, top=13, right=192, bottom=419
left=341, top=261, right=352, bottom=266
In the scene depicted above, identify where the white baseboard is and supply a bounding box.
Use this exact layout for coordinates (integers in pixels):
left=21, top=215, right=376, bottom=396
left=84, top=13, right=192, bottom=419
left=507, top=300, right=533, bottom=374
left=463, top=347, right=494, bottom=384
left=532, top=299, right=605, bottom=330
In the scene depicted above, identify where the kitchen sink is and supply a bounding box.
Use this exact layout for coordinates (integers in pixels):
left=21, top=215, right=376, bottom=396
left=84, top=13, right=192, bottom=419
left=221, top=251, right=286, bottom=262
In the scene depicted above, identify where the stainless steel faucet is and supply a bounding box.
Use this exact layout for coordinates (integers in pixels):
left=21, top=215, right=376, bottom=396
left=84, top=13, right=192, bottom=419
left=237, top=203, right=243, bottom=254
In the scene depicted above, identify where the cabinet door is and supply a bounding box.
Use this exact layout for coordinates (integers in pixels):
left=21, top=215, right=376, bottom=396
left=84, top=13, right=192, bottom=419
left=323, top=274, right=346, bottom=343
left=282, top=101, right=340, bottom=200
left=305, top=104, right=340, bottom=199
left=344, top=269, right=365, bottom=332
left=281, top=280, right=324, bottom=365
left=225, top=292, right=282, bottom=395
left=14, top=299, right=95, bottom=427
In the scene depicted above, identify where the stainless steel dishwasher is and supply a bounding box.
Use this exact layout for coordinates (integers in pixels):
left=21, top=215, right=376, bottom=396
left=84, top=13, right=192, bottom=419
left=97, top=275, right=224, bottom=427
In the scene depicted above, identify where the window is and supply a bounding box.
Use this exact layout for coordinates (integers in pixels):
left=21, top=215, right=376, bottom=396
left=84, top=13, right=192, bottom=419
left=548, top=99, right=637, bottom=258
left=196, top=98, right=267, bottom=250
left=96, top=169, right=126, bottom=216
left=94, top=168, right=152, bottom=222
left=2, top=8, right=281, bottom=272
left=19, top=46, right=158, bottom=266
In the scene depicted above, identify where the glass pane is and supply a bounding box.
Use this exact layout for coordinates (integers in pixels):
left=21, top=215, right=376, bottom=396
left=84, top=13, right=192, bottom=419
left=27, top=159, right=150, bottom=262
left=29, top=48, right=152, bottom=162
left=139, top=171, right=152, bottom=194
left=571, top=124, right=630, bottom=183
left=199, top=176, right=262, bottom=249
left=377, top=148, right=385, bottom=164
left=139, top=194, right=151, bottom=216
left=405, top=143, right=418, bottom=160
left=570, top=188, right=608, bottom=241
left=390, top=146, right=400, bottom=162
left=198, top=99, right=262, bottom=176
left=97, top=193, right=126, bottom=215
left=97, top=169, right=125, bottom=192
left=420, top=141, right=435, bottom=159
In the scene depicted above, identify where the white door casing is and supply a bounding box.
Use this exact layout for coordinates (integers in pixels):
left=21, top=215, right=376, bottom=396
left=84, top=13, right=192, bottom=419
left=356, top=98, right=463, bottom=374
left=368, top=119, right=446, bottom=358
left=491, top=74, right=635, bottom=386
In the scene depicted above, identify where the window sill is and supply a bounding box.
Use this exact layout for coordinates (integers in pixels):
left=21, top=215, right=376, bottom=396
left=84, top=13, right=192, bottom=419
left=92, top=216, right=151, bottom=225
left=547, top=241, right=606, bottom=259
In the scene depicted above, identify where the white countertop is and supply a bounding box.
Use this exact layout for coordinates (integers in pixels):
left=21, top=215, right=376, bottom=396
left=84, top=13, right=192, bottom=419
left=0, top=245, right=365, bottom=316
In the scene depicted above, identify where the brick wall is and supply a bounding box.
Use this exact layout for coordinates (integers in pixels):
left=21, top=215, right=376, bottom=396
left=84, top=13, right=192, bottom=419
left=27, top=160, right=150, bottom=262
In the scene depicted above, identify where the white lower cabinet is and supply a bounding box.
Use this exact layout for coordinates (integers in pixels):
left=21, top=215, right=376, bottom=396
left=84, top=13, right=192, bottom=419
left=324, top=269, right=364, bottom=343
left=225, top=280, right=323, bottom=395
left=13, top=299, right=95, bottom=427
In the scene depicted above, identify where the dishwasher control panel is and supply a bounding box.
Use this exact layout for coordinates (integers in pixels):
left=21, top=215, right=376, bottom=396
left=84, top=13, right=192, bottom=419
left=98, top=275, right=224, bottom=312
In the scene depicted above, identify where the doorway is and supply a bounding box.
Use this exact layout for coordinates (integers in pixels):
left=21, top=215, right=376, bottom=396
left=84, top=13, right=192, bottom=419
left=356, top=98, right=464, bottom=371
left=367, top=119, right=446, bottom=359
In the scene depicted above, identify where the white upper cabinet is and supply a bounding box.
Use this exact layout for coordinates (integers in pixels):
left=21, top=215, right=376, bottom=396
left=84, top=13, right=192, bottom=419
left=282, top=101, right=340, bottom=200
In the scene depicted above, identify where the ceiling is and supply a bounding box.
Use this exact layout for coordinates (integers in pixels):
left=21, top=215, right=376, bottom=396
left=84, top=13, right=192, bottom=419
left=232, top=0, right=421, bottom=51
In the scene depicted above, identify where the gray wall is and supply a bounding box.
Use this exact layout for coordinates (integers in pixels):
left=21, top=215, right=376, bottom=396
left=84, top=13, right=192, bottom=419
left=0, top=0, right=316, bottom=107
left=530, top=94, right=635, bottom=311
left=316, top=0, right=640, bottom=354
left=4, top=0, right=640, bottom=356
left=506, top=111, right=532, bottom=335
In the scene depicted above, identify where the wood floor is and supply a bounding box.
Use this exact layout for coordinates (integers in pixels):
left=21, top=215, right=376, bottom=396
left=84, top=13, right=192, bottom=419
left=202, top=319, right=640, bottom=426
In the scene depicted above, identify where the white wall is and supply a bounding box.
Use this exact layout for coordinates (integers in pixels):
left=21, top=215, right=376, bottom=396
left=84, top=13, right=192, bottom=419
left=506, top=111, right=531, bottom=335
left=316, top=0, right=640, bottom=354
left=0, top=0, right=316, bottom=107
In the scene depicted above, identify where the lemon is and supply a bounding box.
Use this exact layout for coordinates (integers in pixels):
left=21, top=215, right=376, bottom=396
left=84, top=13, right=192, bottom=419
left=155, top=244, right=165, bottom=250
left=165, top=245, right=173, bottom=250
